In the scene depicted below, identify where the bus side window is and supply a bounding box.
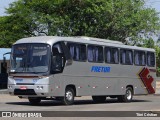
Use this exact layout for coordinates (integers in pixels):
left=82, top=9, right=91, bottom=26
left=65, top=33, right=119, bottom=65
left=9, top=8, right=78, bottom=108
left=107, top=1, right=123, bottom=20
left=87, top=45, right=94, bottom=62
left=120, top=49, right=133, bottom=65
left=67, top=43, right=86, bottom=61
left=134, top=51, right=146, bottom=66
left=80, top=44, right=86, bottom=61
left=147, top=52, right=155, bottom=67
left=53, top=43, right=63, bottom=55
left=105, top=47, right=119, bottom=64
left=68, top=43, right=74, bottom=59
left=87, top=45, right=103, bottom=63
left=96, top=46, right=103, bottom=62
left=105, top=47, right=111, bottom=63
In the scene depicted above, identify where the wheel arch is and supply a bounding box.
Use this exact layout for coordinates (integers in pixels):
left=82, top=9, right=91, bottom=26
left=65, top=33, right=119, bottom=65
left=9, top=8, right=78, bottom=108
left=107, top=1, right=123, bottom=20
left=66, top=84, right=77, bottom=96
left=126, top=85, right=134, bottom=95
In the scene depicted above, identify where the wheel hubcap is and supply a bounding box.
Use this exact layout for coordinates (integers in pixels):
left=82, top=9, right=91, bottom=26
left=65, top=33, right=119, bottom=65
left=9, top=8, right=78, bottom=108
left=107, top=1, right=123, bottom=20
left=126, top=90, right=132, bottom=100
left=66, top=91, right=73, bottom=101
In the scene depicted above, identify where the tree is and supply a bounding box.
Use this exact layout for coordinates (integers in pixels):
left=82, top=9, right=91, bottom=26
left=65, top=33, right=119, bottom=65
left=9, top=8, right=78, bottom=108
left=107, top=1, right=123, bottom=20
left=0, top=0, right=160, bottom=75
left=0, top=16, right=24, bottom=47
left=154, top=45, right=160, bottom=76
left=142, top=38, right=160, bottom=76
left=155, top=39, right=160, bottom=76
left=0, top=0, right=159, bottom=48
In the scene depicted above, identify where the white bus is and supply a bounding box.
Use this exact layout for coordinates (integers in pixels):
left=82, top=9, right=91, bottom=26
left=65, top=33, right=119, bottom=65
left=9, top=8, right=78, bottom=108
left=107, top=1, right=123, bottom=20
left=8, top=36, right=156, bottom=105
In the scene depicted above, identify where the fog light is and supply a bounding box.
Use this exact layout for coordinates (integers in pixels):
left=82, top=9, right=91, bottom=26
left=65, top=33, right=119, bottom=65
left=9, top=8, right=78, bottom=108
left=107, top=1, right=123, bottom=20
left=40, top=86, right=43, bottom=90
left=8, top=86, right=12, bottom=89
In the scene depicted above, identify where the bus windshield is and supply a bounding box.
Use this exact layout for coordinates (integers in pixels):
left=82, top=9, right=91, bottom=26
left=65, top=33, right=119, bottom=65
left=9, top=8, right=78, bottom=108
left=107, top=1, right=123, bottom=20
left=10, top=43, right=50, bottom=73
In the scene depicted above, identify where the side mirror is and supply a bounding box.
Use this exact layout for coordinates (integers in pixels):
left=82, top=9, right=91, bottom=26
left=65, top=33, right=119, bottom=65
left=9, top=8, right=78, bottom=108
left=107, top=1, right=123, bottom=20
left=3, top=52, right=11, bottom=56
left=3, top=52, right=11, bottom=62
left=3, top=52, right=11, bottom=73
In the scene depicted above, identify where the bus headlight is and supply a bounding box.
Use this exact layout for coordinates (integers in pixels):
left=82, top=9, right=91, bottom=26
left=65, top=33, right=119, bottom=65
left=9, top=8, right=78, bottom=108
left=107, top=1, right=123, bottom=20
left=36, top=86, right=39, bottom=89
left=8, top=86, right=12, bottom=89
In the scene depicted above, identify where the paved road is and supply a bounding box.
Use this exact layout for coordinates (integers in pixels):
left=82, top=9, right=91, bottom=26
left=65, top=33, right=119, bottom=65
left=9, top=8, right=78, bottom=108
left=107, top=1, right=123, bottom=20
left=0, top=94, right=160, bottom=120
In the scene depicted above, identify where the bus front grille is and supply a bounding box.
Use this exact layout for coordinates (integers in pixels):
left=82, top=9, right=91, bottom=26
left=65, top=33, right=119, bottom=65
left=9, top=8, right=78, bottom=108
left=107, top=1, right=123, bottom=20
left=14, top=89, right=37, bottom=95
left=16, top=83, right=35, bottom=85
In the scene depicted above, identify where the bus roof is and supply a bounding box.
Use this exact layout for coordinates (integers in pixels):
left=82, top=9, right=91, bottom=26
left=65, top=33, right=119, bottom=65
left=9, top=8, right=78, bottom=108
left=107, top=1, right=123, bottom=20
left=14, top=36, right=155, bottom=52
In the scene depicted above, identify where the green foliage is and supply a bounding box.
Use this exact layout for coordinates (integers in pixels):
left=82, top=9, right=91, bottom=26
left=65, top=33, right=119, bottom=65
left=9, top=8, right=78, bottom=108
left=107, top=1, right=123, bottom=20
left=0, top=0, right=160, bottom=75
left=0, top=0, right=160, bottom=48
left=154, top=45, right=160, bottom=76
left=0, top=16, right=25, bottom=47
left=143, top=38, right=155, bottom=48
left=142, top=38, right=160, bottom=76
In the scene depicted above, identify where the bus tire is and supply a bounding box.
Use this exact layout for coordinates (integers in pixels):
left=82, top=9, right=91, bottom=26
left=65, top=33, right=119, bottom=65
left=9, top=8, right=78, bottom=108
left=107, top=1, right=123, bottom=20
left=28, top=97, right=41, bottom=105
left=62, top=87, right=75, bottom=105
left=118, top=87, right=133, bottom=102
left=92, top=96, right=106, bottom=103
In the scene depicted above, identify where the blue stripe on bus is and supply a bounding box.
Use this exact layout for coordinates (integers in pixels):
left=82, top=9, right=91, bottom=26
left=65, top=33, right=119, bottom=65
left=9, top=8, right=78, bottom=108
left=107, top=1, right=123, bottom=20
left=91, top=66, right=111, bottom=73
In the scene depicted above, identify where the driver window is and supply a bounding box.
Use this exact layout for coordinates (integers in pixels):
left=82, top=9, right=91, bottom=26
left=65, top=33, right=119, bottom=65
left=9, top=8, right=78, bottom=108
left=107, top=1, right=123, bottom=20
left=52, top=43, right=63, bottom=55
left=52, top=43, right=65, bottom=73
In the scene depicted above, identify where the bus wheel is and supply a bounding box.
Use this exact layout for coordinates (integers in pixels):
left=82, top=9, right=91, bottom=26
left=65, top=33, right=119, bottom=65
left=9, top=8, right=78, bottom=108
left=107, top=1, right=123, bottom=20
left=92, top=96, right=106, bottom=103
left=28, top=97, right=41, bottom=105
left=62, top=87, right=75, bottom=105
left=118, top=87, right=133, bottom=102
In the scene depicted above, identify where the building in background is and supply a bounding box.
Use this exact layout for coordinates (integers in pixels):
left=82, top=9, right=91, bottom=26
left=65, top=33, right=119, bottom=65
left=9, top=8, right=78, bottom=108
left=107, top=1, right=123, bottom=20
left=0, top=48, right=11, bottom=89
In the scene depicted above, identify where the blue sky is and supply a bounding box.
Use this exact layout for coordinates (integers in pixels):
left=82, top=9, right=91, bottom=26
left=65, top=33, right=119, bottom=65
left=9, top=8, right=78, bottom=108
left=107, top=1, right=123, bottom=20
left=145, top=0, right=160, bottom=13
left=0, top=0, right=160, bottom=16
left=0, top=0, right=16, bottom=16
